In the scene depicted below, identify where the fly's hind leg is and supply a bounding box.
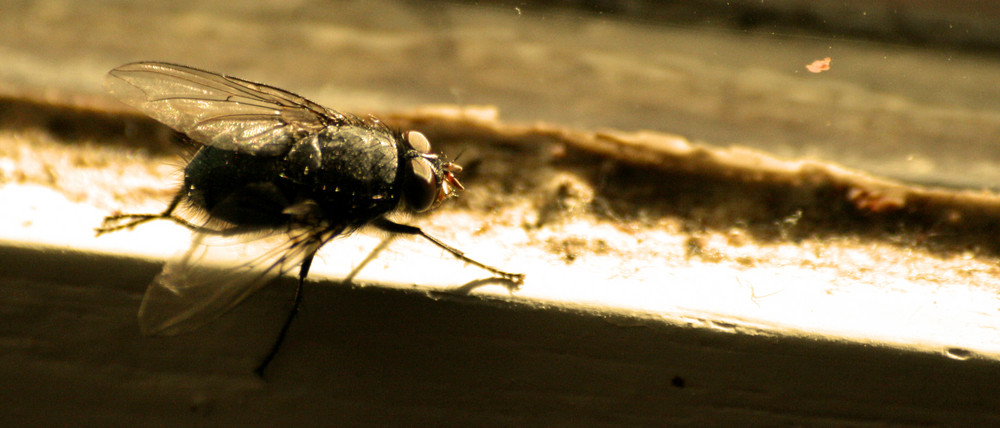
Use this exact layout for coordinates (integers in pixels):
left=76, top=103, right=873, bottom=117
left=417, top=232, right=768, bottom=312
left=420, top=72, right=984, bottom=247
left=96, top=191, right=201, bottom=235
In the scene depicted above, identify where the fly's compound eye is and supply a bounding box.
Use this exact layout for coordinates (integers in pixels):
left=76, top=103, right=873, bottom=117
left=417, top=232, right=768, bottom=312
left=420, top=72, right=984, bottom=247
left=405, top=157, right=438, bottom=212
left=405, top=130, right=432, bottom=153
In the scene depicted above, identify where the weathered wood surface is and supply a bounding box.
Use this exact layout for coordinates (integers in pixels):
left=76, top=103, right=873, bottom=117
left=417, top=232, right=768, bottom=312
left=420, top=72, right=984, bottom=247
left=3, top=0, right=1000, bottom=425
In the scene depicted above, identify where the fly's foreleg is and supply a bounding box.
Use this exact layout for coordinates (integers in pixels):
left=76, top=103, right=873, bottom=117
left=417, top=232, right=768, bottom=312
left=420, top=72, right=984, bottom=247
left=372, top=218, right=525, bottom=285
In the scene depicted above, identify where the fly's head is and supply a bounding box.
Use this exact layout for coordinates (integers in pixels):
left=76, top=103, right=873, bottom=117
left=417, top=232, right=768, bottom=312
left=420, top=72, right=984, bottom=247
left=401, top=130, right=465, bottom=212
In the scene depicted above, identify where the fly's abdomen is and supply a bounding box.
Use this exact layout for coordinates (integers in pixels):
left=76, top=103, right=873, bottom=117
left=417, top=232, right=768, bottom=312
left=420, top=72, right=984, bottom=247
left=183, top=146, right=292, bottom=228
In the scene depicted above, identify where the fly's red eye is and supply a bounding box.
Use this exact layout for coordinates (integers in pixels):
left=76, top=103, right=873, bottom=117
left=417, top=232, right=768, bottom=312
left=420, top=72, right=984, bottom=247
left=406, top=131, right=431, bottom=153
left=405, top=157, right=437, bottom=212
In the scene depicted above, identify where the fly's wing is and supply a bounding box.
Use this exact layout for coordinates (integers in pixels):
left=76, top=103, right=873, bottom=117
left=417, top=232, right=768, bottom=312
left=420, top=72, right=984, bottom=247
left=138, top=226, right=337, bottom=336
left=105, top=61, right=348, bottom=155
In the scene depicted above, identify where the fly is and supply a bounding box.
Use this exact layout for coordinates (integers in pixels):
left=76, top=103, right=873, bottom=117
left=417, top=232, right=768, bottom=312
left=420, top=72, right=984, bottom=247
left=96, top=62, right=524, bottom=375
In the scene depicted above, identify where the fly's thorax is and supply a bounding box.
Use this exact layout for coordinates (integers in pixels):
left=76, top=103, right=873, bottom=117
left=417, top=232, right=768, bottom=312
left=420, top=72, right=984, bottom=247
left=284, top=125, right=402, bottom=219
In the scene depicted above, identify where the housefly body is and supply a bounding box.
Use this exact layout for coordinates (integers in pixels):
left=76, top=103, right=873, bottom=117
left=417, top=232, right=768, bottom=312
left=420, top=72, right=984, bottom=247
left=96, top=62, right=524, bottom=374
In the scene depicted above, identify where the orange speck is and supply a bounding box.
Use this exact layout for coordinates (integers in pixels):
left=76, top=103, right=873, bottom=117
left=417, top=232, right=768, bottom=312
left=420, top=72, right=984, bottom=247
left=805, top=57, right=832, bottom=73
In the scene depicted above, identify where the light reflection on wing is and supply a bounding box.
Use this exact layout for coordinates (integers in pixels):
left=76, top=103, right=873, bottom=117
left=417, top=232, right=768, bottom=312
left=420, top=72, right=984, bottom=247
left=138, top=226, right=337, bottom=336
left=105, top=61, right=346, bottom=155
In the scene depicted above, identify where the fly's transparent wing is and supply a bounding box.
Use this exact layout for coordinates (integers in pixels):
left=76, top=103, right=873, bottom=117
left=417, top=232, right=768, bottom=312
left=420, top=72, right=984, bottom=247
left=105, top=62, right=347, bottom=155
left=138, top=226, right=338, bottom=336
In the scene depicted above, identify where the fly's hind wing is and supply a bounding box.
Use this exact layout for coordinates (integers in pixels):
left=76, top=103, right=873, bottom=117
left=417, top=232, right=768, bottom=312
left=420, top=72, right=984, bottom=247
left=138, top=226, right=338, bottom=336
left=105, top=61, right=349, bottom=155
